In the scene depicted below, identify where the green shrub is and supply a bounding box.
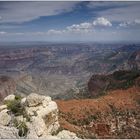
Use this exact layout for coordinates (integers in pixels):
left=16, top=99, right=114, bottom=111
left=15, top=95, right=22, bottom=100
left=5, top=96, right=31, bottom=121
left=14, top=119, right=28, bottom=137
left=6, top=99, right=24, bottom=116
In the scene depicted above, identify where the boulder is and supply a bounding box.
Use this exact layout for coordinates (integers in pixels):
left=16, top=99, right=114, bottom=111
left=57, top=130, right=78, bottom=139
left=4, top=94, right=15, bottom=102
left=20, top=97, right=26, bottom=105
left=26, top=93, right=44, bottom=107
left=37, top=101, right=58, bottom=118
left=26, top=122, right=38, bottom=139
left=0, top=93, right=79, bottom=139
left=0, top=105, right=7, bottom=112
left=15, top=115, right=26, bottom=123
left=0, top=125, right=19, bottom=139
left=0, top=110, right=11, bottom=126
left=25, top=106, right=40, bottom=116
left=32, top=116, right=46, bottom=137
left=42, top=135, right=58, bottom=139
left=42, top=96, right=52, bottom=107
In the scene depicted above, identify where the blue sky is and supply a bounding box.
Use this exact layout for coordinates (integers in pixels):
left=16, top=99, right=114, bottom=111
left=0, top=1, right=140, bottom=42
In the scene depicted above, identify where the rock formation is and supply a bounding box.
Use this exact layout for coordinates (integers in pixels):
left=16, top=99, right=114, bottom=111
left=0, top=93, right=78, bottom=139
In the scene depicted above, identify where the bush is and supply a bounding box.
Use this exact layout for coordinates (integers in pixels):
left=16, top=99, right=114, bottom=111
left=14, top=119, right=28, bottom=137
left=5, top=97, right=24, bottom=116
left=5, top=95, right=31, bottom=121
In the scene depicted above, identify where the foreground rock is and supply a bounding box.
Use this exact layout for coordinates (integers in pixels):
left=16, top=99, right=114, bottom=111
left=0, top=93, right=78, bottom=139
left=0, top=125, right=19, bottom=139
left=57, top=130, right=78, bottom=139
left=0, top=110, right=11, bottom=126
left=4, top=94, right=15, bottom=102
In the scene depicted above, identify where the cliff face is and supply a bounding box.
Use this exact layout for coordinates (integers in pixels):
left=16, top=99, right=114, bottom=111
left=88, top=70, right=140, bottom=97
left=0, top=93, right=78, bottom=139
left=127, top=50, right=140, bottom=70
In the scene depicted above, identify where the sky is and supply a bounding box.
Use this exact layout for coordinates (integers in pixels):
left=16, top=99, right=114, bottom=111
left=0, top=1, right=140, bottom=42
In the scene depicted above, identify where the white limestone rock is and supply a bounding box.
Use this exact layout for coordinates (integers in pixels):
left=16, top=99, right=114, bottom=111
left=0, top=105, right=7, bottom=112
left=41, top=135, right=58, bottom=139
left=15, top=115, right=26, bottom=123
left=4, top=94, right=15, bottom=102
left=57, top=130, right=78, bottom=139
left=0, top=110, right=11, bottom=126
left=42, top=96, right=52, bottom=107
left=25, top=106, right=40, bottom=116
left=0, top=93, right=80, bottom=139
left=26, top=122, right=39, bottom=139
left=0, top=125, right=19, bottom=139
left=21, top=97, right=26, bottom=105
left=26, top=93, right=44, bottom=107
left=32, top=116, right=46, bottom=137
left=37, top=101, right=58, bottom=118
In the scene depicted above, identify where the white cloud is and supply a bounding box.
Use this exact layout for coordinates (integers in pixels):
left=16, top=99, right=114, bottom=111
left=44, top=23, right=93, bottom=35
left=0, top=17, right=113, bottom=36
left=46, top=22, right=93, bottom=35
left=93, top=17, right=112, bottom=27
left=0, top=31, right=7, bottom=35
left=97, top=4, right=140, bottom=23
left=134, top=19, right=140, bottom=24
left=66, top=22, right=93, bottom=33
left=47, top=29, right=63, bottom=35
left=119, top=22, right=128, bottom=28
left=67, top=22, right=92, bottom=30
left=46, top=17, right=112, bottom=35
left=119, top=19, right=140, bottom=28
left=0, top=2, right=79, bottom=23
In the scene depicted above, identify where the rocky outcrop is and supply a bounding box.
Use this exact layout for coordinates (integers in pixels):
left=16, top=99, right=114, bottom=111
left=0, top=109, right=11, bottom=126
left=0, top=93, right=78, bottom=139
left=4, top=94, right=15, bottom=102
left=88, top=70, right=140, bottom=97
left=57, top=130, right=78, bottom=139
left=127, top=50, right=140, bottom=70
left=0, top=125, right=19, bottom=139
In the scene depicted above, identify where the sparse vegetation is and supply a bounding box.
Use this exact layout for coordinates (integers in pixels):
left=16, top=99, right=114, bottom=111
left=4, top=95, right=30, bottom=137
left=5, top=95, right=31, bottom=121
left=5, top=95, right=24, bottom=116
left=13, top=119, right=28, bottom=137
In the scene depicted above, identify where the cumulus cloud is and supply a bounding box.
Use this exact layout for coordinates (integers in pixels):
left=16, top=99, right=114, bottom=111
left=47, top=29, right=64, bottom=35
left=64, top=18, right=112, bottom=34
left=119, top=19, right=140, bottom=27
left=0, top=17, right=113, bottom=36
left=66, top=22, right=93, bottom=33
left=67, top=22, right=92, bottom=30
left=0, top=2, right=79, bottom=23
left=93, top=17, right=112, bottom=27
left=47, top=17, right=112, bottom=35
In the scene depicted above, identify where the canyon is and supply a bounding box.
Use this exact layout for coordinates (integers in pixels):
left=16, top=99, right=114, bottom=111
left=0, top=42, right=140, bottom=138
left=0, top=42, right=140, bottom=100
